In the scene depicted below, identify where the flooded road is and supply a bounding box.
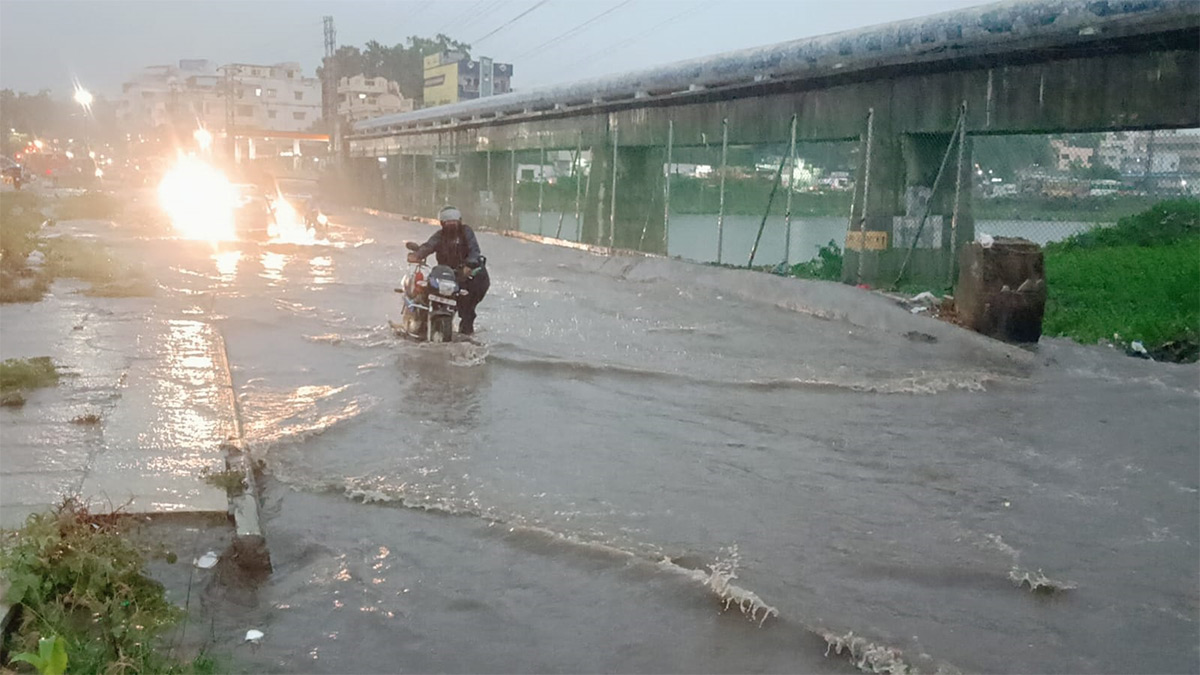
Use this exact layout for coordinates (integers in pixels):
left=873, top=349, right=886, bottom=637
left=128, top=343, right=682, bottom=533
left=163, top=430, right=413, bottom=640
left=145, top=207, right=1197, bottom=673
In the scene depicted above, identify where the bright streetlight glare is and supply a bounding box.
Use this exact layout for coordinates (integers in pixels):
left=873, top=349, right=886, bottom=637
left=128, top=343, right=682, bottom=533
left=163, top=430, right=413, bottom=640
left=193, top=127, right=214, bottom=151
left=73, top=88, right=94, bottom=108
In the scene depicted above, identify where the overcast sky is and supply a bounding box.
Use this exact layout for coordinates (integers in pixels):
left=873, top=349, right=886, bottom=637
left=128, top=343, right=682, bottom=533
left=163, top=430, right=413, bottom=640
left=1, top=0, right=990, bottom=98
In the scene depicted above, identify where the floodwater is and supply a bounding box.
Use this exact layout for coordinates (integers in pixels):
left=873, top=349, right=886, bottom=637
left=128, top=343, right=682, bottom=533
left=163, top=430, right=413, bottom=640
left=514, top=211, right=1100, bottom=263
left=145, top=207, right=1197, bottom=674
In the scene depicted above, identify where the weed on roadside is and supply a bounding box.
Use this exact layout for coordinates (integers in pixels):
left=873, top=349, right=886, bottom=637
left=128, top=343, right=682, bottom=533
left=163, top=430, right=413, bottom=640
left=0, top=498, right=220, bottom=675
left=200, top=467, right=246, bottom=496
left=0, top=357, right=60, bottom=394
left=55, top=192, right=122, bottom=221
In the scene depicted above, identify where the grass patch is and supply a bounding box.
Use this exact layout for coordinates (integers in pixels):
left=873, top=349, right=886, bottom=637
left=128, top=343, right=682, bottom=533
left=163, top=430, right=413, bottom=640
left=55, top=192, right=122, bottom=221
left=199, top=467, right=246, bottom=496
left=1, top=192, right=50, bottom=303
left=1043, top=240, right=1199, bottom=350
left=40, top=236, right=154, bottom=298
left=0, top=357, right=60, bottom=394
left=1042, top=199, right=1200, bottom=361
left=0, top=498, right=220, bottom=675
left=786, top=239, right=844, bottom=281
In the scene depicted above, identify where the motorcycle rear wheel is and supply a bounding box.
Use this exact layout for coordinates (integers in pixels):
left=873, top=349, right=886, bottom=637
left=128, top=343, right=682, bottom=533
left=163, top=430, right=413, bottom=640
left=431, top=315, right=453, bottom=343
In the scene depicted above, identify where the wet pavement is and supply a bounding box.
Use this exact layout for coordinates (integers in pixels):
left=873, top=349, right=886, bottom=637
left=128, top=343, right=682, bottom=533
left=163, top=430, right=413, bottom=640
left=0, top=218, right=232, bottom=525
left=3, top=195, right=1197, bottom=673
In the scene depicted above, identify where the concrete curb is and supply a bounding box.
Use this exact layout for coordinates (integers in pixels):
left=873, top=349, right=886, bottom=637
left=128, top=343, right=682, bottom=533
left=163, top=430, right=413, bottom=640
left=351, top=207, right=662, bottom=258
left=211, top=327, right=272, bottom=574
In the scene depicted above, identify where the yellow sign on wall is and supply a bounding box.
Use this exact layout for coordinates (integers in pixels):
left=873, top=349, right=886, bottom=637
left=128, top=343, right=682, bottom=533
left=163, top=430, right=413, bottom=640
left=844, top=230, right=889, bottom=251
left=423, top=62, right=459, bottom=107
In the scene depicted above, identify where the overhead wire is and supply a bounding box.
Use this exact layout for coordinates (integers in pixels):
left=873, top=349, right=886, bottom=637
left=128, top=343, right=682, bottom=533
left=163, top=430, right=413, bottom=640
left=515, top=0, right=636, bottom=59
left=470, top=0, right=552, bottom=46
left=437, top=0, right=489, bottom=34
left=456, top=0, right=511, bottom=35
left=556, top=0, right=719, bottom=74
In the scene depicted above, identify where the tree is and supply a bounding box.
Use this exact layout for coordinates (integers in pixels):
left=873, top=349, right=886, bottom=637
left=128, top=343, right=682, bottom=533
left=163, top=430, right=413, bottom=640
left=1069, top=160, right=1121, bottom=181
left=318, top=34, right=471, bottom=110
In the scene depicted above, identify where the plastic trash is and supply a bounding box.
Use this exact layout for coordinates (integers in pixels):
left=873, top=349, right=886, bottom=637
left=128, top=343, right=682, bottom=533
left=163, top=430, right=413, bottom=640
left=978, top=233, right=995, bottom=248
left=911, top=306, right=929, bottom=314
left=911, top=291, right=938, bottom=305
left=245, top=629, right=264, bottom=644
left=194, top=551, right=219, bottom=569
left=1130, top=341, right=1148, bottom=355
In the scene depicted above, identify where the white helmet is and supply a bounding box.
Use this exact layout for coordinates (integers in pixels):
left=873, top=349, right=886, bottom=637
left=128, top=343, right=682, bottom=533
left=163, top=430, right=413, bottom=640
left=438, top=206, right=462, bottom=223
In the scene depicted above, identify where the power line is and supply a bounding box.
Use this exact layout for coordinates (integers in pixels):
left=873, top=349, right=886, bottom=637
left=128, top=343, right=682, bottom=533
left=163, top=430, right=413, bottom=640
left=516, top=0, right=635, bottom=59
left=470, top=0, right=552, bottom=46
left=558, top=0, right=718, bottom=74
left=437, top=0, right=489, bottom=34
left=457, top=0, right=510, bottom=35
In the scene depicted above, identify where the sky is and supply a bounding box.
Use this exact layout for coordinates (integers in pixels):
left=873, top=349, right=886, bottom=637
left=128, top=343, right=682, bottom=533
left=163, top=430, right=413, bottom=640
left=1, top=0, right=990, bottom=99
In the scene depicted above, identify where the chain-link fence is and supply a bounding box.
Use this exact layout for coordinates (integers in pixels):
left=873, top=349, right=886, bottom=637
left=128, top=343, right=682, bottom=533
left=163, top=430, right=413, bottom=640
left=335, top=121, right=1198, bottom=287
left=973, top=129, right=1200, bottom=246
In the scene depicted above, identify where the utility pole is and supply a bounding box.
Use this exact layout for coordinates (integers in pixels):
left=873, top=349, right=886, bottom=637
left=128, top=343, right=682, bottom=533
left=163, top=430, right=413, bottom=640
left=323, top=15, right=340, bottom=162
left=221, top=65, right=236, bottom=162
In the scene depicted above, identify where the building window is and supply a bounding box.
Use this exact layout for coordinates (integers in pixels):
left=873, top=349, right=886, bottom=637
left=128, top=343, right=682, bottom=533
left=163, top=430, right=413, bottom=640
left=268, top=110, right=277, bottom=119
left=293, top=112, right=306, bottom=121
left=237, top=105, right=254, bottom=117
left=266, top=88, right=277, bottom=98
left=294, top=91, right=304, bottom=101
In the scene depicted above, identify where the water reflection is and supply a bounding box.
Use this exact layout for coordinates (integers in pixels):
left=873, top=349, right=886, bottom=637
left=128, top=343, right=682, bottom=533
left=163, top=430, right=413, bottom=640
left=142, top=319, right=225, bottom=475
left=309, top=256, right=334, bottom=285
left=213, top=250, right=241, bottom=283
left=260, top=251, right=290, bottom=283
left=397, top=347, right=490, bottom=430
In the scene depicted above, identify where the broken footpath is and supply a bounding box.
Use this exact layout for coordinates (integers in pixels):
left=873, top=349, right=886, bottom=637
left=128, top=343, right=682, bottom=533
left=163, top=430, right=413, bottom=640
left=0, top=215, right=264, bottom=553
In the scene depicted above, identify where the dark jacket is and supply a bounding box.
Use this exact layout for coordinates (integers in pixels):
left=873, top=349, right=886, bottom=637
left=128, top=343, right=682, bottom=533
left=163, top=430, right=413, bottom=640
left=413, top=225, right=483, bottom=269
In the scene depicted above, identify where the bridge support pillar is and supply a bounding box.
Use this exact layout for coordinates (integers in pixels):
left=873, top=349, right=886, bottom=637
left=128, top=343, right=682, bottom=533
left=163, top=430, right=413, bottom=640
left=843, top=126, right=973, bottom=288
left=613, top=147, right=666, bottom=254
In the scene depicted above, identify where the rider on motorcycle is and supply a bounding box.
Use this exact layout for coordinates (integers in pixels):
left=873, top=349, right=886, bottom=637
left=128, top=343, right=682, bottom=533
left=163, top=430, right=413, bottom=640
left=407, top=206, right=489, bottom=335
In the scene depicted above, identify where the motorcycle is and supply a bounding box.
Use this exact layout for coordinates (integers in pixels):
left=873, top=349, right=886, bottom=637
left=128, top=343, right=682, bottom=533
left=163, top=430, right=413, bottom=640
left=392, top=241, right=468, bottom=343
left=304, top=202, right=328, bottom=232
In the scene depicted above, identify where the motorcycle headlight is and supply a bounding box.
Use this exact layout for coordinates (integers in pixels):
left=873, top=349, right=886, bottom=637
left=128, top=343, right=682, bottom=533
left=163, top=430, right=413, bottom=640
left=434, top=278, right=458, bottom=295
left=316, top=213, right=328, bottom=225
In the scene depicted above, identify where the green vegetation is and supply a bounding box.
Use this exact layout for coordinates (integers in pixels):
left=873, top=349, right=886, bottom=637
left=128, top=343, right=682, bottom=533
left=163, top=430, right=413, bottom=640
left=1, top=499, right=220, bottom=675
left=974, top=194, right=1164, bottom=223
left=1, top=192, right=149, bottom=302
left=0, top=357, right=59, bottom=395
left=199, top=467, right=246, bottom=496
left=786, top=240, right=844, bottom=281
left=1043, top=199, right=1200, bottom=361
left=56, top=192, right=122, bottom=221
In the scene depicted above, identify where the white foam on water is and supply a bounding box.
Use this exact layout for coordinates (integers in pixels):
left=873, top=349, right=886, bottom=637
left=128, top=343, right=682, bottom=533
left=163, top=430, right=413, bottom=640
left=822, top=630, right=950, bottom=675
left=1008, top=567, right=1077, bottom=594
left=656, top=546, right=779, bottom=626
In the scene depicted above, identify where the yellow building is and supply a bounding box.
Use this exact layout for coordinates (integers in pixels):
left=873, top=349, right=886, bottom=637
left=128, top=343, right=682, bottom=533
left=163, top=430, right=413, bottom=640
left=423, top=51, right=514, bottom=108
left=423, top=53, right=461, bottom=108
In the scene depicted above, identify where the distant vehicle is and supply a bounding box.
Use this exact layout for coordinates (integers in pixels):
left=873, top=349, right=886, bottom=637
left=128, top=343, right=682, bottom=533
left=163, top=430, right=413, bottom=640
left=233, top=184, right=274, bottom=241
left=1, top=157, right=24, bottom=189
left=1088, top=179, right=1121, bottom=196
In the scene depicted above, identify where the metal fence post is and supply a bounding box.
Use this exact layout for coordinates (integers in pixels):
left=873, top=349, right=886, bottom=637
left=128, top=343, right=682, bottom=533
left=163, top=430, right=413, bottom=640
left=580, top=144, right=593, bottom=243
left=663, top=119, right=673, bottom=254
left=783, top=113, right=797, bottom=267
left=717, top=117, right=729, bottom=264
left=609, top=124, right=619, bottom=252
left=509, top=148, right=516, bottom=229
left=856, top=108, right=875, bottom=284
left=571, top=134, right=583, bottom=239
left=949, top=100, right=968, bottom=286
left=537, top=135, right=546, bottom=235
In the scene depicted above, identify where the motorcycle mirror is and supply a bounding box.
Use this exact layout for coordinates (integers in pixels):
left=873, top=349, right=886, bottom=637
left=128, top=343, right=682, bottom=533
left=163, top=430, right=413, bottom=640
left=404, top=241, right=419, bottom=251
